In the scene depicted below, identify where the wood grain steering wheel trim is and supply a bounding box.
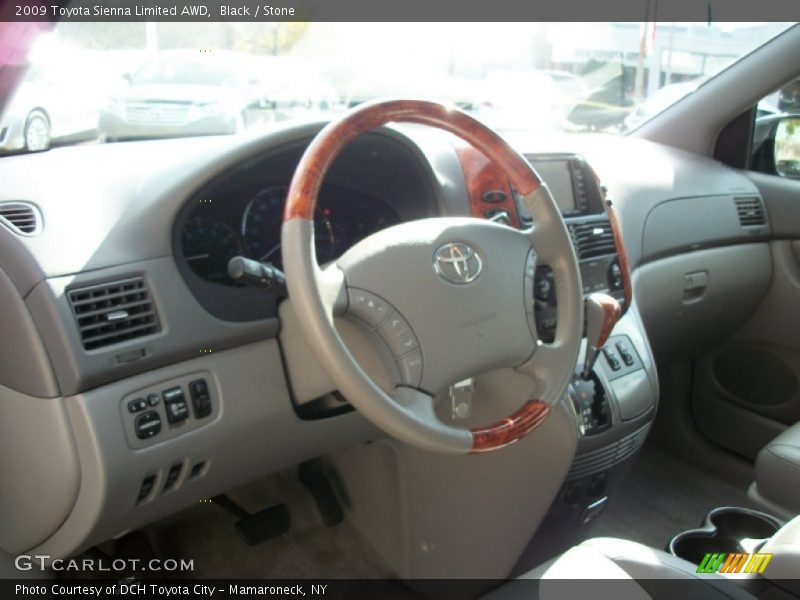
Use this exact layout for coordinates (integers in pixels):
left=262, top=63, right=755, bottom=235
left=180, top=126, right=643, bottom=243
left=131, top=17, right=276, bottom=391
left=470, top=399, right=551, bottom=453
left=283, top=99, right=541, bottom=222
left=282, top=99, right=557, bottom=453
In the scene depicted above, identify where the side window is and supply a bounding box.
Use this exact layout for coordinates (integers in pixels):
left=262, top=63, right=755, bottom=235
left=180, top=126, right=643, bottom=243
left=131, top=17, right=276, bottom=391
left=751, top=78, right=800, bottom=178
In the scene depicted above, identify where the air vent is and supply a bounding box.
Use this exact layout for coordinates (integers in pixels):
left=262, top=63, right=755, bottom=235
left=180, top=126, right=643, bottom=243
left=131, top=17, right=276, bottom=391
left=735, top=197, right=766, bottom=227
left=0, top=201, right=42, bottom=235
left=568, top=219, right=616, bottom=259
left=68, top=277, right=159, bottom=351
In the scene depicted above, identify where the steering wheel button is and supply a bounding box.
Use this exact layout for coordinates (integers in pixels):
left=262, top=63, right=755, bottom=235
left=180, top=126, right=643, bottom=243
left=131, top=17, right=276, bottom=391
left=397, top=352, right=423, bottom=387
left=348, top=289, right=391, bottom=327
left=378, top=313, right=419, bottom=356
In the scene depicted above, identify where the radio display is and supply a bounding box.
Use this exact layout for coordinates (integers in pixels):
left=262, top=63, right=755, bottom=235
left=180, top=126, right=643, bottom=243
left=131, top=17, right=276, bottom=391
left=530, top=160, right=576, bottom=214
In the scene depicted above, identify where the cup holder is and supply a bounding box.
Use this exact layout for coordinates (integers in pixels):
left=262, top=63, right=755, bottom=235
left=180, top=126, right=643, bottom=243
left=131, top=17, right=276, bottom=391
left=669, top=506, right=782, bottom=565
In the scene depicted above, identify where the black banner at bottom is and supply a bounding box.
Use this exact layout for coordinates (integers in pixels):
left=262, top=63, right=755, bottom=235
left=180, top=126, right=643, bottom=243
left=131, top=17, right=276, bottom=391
left=5, top=578, right=796, bottom=600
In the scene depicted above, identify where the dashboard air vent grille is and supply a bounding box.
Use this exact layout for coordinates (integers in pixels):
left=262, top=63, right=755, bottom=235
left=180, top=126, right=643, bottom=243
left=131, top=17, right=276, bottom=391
left=0, top=201, right=42, bottom=235
left=568, top=219, right=616, bottom=259
left=735, top=197, right=766, bottom=227
left=68, top=277, right=159, bottom=351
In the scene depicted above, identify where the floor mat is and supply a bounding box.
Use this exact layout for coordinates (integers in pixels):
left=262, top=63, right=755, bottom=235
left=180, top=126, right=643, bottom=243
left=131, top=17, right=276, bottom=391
left=588, top=443, right=753, bottom=551
left=146, top=468, right=397, bottom=579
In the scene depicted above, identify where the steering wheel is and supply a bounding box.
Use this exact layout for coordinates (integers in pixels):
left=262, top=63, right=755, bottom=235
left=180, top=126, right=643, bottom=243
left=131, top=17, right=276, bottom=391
left=282, top=100, right=583, bottom=454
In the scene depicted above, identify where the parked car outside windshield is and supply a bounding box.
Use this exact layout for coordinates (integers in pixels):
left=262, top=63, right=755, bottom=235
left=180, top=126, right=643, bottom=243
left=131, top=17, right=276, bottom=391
left=0, top=53, right=118, bottom=151
left=98, top=50, right=279, bottom=142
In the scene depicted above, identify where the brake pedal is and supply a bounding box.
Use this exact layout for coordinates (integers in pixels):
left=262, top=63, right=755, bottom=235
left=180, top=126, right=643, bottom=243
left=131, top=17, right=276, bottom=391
left=298, top=461, right=344, bottom=526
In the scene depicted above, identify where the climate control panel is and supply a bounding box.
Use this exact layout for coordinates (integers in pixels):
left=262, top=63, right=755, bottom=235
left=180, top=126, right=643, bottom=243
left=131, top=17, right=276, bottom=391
left=121, top=371, right=218, bottom=449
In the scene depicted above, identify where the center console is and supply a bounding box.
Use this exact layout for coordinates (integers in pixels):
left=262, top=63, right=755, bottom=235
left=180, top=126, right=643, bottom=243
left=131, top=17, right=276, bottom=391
left=518, top=153, right=654, bottom=477
left=669, top=507, right=782, bottom=567
left=521, top=155, right=627, bottom=342
left=668, top=508, right=800, bottom=597
left=457, top=144, right=656, bottom=466
left=459, top=151, right=659, bottom=569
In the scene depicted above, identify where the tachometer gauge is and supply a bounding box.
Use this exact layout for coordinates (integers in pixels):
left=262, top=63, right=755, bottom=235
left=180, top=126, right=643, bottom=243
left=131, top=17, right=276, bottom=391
left=181, top=217, right=243, bottom=284
left=242, top=184, right=334, bottom=269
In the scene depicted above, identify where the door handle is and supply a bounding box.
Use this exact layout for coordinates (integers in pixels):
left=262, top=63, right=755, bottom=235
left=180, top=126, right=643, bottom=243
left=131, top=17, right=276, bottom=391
left=683, top=270, right=708, bottom=302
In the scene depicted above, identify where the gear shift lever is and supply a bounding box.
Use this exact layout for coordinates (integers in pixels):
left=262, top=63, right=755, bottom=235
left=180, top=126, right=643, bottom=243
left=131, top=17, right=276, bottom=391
left=582, top=293, right=622, bottom=380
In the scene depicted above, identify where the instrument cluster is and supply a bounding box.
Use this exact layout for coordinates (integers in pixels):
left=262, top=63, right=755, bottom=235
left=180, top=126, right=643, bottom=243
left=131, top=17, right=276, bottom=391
left=180, top=183, right=400, bottom=285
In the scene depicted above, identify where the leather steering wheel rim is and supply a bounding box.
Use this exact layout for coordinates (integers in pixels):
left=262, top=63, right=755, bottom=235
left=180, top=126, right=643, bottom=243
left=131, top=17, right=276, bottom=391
left=282, top=99, right=583, bottom=454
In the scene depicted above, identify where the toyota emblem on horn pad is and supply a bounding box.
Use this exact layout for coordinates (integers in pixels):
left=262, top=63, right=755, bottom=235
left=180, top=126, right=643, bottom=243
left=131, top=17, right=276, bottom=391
left=433, top=243, right=483, bottom=284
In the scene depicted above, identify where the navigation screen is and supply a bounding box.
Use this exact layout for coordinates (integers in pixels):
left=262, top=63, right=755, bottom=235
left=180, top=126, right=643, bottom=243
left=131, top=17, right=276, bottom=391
left=531, top=160, right=576, bottom=214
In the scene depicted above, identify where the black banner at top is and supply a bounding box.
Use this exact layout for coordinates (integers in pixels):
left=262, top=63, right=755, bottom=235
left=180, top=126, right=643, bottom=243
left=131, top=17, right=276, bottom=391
left=1, top=0, right=799, bottom=22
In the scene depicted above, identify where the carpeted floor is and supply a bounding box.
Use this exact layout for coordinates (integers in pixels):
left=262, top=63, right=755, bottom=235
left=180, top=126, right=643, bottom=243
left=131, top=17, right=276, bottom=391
left=145, top=468, right=397, bottom=579
left=588, top=443, right=755, bottom=551
left=142, top=443, right=762, bottom=580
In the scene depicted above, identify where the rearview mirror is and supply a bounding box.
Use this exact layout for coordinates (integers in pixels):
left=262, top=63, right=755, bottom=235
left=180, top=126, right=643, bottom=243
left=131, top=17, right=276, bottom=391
left=775, top=117, right=800, bottom=178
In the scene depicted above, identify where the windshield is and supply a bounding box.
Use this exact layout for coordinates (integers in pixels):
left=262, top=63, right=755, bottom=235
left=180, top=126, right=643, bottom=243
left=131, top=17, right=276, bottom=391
left=0, top=22, right=793, bottom=153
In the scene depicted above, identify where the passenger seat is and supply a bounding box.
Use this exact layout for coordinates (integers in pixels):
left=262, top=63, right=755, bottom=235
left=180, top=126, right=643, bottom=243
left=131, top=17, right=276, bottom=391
left=749, top=422, right=800, bottom=519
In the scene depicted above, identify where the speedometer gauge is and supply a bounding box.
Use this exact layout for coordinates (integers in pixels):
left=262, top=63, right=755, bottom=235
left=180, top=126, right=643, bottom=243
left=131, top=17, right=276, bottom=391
left=242, top=184, right=334, bottom=270
left=181, top=217, right=243, bottom=284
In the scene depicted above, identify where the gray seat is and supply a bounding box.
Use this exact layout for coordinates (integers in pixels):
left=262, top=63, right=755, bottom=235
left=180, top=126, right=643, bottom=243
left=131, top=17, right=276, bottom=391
left=750, top=422, right=800, bottom=519
left=486, top=537, right=756, bottom=600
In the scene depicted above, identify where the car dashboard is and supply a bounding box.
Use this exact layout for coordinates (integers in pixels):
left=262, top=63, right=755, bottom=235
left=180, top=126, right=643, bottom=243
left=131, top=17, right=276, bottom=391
left=0, top=118, right=771, bottom=565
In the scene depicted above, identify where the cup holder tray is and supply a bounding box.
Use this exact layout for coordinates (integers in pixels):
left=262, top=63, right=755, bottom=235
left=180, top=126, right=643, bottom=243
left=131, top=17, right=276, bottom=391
left=669, top=506, right=782, bottom=565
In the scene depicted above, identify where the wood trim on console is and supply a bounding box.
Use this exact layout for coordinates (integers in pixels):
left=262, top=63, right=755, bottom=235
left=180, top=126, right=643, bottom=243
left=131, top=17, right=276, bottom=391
left=604, top=200, right=633, bottom=310
left=470, top=399, right=550, bottom=453
left=454, top=143, right=521, bottom=228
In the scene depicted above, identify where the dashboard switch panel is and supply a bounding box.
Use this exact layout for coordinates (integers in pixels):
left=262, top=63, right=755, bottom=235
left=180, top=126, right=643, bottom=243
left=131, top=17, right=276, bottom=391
left=120, top=371, right=219, bottom=449
left=598, top=335, right=642, bottom=381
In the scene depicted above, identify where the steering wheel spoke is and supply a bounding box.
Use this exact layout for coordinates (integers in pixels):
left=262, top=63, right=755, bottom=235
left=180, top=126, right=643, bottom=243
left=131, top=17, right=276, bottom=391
left=318, top=263, right=348, bottom=317
left=394, top=386, right=438, bottom=423
left=518, top=339, right=572, bottom=393
left=524, top=188, right=568, bottom=264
